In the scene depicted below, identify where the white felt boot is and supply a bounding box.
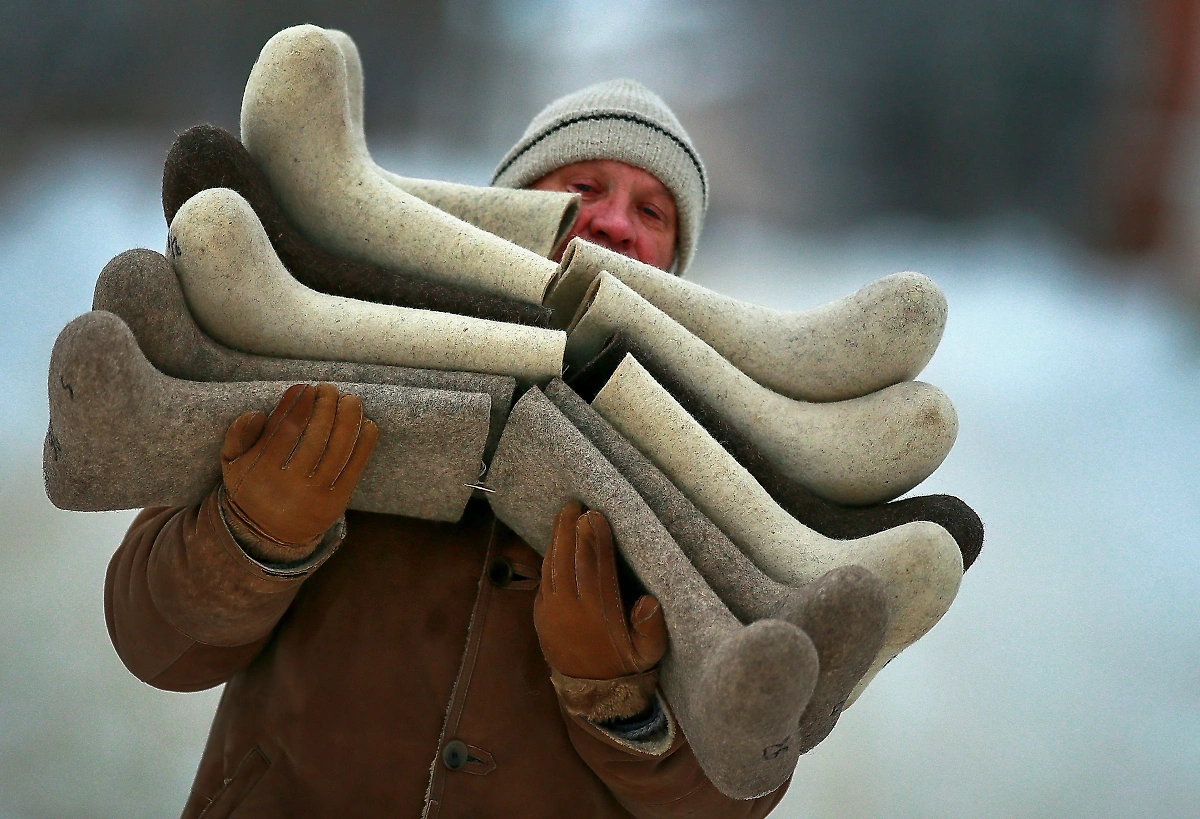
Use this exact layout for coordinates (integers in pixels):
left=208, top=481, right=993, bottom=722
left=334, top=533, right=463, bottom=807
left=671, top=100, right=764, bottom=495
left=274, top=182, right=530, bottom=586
left=241, top=24, right=559, bottom=304
left=569, top=273, right=957, bottom=505
left=168, top=188, right=565, bottom=383
left=590, top=354, right=963, bottom=698
left=551, top=238, right=946, bottom=402
left=326, top=28, right=579, bottom=259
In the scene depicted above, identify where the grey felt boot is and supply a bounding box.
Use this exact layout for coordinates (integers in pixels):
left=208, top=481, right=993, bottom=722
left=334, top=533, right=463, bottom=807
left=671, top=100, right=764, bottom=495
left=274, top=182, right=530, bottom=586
left=548, top=238, right=946, bottom=401
left=241, top=24, right=559, bottom=304
left=568, top=271, right=957, bottom=505
left=44, top=312, right=491, bottom=521
left=590, top=354, right=963, bottom=702
left=168, top=187, right=565, bottom=383
left=326, top=28, right=579, bottom=259
left=92, top=248, right=515, bottom=458
left=543, top=379, right=888, bottom=752
left=485, top=387, right=819, bottom=799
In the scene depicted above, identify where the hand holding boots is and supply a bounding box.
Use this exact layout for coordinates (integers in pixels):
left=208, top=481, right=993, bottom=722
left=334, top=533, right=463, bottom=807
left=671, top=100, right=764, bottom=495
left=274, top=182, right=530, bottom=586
left=220, top=382, right=378, bottom=563
left=534, top=500, right=668, bottom=722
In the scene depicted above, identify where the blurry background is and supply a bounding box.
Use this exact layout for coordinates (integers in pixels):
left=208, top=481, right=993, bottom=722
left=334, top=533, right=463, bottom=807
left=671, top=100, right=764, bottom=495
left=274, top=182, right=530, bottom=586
left=2, top=1, right=1199, bottom=817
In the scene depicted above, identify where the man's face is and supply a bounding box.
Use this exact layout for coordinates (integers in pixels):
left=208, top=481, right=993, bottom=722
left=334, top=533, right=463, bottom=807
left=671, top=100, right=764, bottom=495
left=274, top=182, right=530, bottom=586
left=530, top=159, right=678, bottom=271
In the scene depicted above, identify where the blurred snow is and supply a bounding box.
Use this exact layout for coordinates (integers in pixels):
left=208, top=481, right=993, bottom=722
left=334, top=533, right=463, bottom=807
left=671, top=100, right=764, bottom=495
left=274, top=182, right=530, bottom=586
left=1, top=138, right=1197, bottom=818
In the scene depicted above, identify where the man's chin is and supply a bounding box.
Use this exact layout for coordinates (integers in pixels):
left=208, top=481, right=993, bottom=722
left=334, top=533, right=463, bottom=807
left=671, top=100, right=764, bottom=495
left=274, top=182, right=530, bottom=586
left=558, top=233, right=640, bottom=264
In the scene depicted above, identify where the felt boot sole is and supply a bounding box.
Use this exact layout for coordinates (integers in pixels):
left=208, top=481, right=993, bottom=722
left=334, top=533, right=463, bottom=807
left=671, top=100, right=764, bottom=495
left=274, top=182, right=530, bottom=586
left=168, top=188, right=565, bottom=383
left=485, top=388, right=819, bottom=800
left=569, top=272, right=957, bottom=505
left=549, top=238, right=947, bottom=402
left=326, top=28, right=579, bottom=260
left=91, top=248, right=516, bottom=458
left=44, top=312, right=491, bottom=521
left=568, top=333, right=984, bottom=570
left=543, top=379, right=888, bottom=753
left=161, top=125, right=554, bottom=328
left=590, top=354, right=964, bottom=697
left=241, top=25, right=558, bottom=304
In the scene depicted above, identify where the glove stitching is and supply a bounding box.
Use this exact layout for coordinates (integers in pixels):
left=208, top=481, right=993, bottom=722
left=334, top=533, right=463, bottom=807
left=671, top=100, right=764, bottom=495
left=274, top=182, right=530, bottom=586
left=327, top=404, right=365, bottom=487
left=228, top=387, right=304, bottom=495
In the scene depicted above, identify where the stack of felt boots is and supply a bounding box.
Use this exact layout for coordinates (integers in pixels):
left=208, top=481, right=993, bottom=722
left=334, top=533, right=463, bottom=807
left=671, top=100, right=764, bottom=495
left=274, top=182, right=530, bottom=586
left=43, top=22, right=983, bottom=802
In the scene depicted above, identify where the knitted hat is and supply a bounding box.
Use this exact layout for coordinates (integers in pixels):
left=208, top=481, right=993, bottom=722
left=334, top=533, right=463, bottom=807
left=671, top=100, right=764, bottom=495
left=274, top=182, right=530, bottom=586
left=492, top=79, right=707, bottom=275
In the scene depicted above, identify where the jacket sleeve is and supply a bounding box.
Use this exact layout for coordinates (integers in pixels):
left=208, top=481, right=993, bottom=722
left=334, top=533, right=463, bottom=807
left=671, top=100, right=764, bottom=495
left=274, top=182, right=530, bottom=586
left=561, top=698, right=789, bottom=819
left=104, top=488, right=339, bottom=692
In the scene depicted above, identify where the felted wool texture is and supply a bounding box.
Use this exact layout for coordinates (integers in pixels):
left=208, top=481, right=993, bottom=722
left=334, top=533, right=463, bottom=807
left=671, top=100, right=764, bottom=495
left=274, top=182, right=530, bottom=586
left=44, top=312, right=491, bottom=521
left=590, top=354, right=964, bottom=700
left=485, top=387, right=819, bottom=799
left=92, top=248, right=516, bottom=459
left=568, top=272, right=958, bottom=505
left=241, top=25, right=559, bottom=305
left=570, top=333, right=984, bottom=571
left=549, top=238, right=946, bottom=401
left=169, top=188, right=565, bottom=384
left=492, top=79, right=707, bottom=276
left=162, top=124, right=554, bottom=328
left=325, top=28, right=580, bottom=260
left=543, top=379, right=889, bottom=753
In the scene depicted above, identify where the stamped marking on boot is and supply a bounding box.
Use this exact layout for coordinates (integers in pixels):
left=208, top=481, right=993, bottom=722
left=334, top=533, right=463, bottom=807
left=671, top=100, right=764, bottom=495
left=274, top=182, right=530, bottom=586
left=59, top=375, right=74, bottom=400
left=762, top=736, right=791, bottom=760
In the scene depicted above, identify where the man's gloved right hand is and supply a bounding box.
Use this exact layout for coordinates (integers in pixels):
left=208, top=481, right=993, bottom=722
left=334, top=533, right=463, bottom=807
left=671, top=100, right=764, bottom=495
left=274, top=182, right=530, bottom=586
left=219, top=382, right=378, bottom=562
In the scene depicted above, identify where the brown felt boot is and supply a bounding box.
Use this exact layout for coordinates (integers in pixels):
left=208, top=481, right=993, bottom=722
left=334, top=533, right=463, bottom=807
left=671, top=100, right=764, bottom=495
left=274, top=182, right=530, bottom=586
left=161, top=124, right=555, bottom=328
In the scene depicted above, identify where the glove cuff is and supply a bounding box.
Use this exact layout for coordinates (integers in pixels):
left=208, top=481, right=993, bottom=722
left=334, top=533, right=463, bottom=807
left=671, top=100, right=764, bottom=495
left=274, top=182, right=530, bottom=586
left=219, top=486, right=325, bottom=564
left=549, top=667, right=659, bottom=722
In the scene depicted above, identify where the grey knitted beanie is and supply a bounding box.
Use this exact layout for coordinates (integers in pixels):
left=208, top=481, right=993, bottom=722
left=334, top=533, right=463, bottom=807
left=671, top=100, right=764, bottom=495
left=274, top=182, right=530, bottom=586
left=493, top=79, right=707, bottom=275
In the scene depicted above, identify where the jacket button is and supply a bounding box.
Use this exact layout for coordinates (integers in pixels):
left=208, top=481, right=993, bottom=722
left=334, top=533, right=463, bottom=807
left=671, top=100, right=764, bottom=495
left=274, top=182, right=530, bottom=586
left=443, top=740, right=469, bottom=770
left=488, top=557, right=513, bottom=588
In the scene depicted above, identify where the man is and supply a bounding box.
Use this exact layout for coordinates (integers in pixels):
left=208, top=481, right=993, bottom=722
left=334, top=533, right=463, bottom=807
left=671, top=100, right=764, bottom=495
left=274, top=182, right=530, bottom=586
left=105, top=80, right=785, bottom=818
left=493, top=78, right=706, bottom=275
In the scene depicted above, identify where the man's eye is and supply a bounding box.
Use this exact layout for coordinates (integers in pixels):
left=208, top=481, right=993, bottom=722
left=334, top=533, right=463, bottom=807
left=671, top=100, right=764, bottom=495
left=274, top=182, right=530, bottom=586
left=641, top=206, right=663, bottom=222
left=571, top=183, right=596, bottom=194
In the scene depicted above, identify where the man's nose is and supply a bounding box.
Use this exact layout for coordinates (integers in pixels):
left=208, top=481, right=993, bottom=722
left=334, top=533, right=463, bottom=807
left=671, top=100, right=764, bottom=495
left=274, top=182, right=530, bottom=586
left=583, top=198, right=636, bottom=249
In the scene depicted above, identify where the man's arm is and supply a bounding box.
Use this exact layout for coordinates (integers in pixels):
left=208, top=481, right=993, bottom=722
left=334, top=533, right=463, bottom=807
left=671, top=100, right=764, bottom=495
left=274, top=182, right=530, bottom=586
left=104, top=383, right=376, bottom=691
left=563, top=708, right=789, bottom=819
left=534, top=502, right=787, bottom=818
left=104, top=492, right=339, bottom=691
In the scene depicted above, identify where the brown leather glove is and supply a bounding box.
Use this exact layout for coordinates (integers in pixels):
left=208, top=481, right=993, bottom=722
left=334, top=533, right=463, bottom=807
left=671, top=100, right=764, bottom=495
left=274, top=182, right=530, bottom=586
left=220, top=383, right=378, bottom=563
left=533, top=501, right=668, bottom=722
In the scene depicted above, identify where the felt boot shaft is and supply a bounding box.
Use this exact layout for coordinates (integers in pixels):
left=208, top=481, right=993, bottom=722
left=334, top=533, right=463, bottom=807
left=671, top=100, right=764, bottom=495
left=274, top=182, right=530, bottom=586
left=44, top=312, right=491, bottom=521
left=543, top=379, right=888, bottom=753
left=161, top=125, right=554, bottom=328
left=168, top=188, right=565, bottom=384
left=485, top=388, right=820, bottom=800
left=92, top=248, right=516, bottom=458
left=241, top=25, right=558, bottom=305
left=550, top=238, right=947, bottom=402
left=569, top=333, right=984, bottom=570
left=590, top=354, right=963, bottom=700
left=568, top=272, right=957, bottom=505
left=326, top=28, right=580, bottom=260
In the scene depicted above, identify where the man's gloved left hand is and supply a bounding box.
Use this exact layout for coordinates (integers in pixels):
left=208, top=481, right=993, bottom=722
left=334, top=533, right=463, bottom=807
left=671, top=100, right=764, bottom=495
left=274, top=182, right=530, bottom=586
left=533, top=501, right=668, bottom=722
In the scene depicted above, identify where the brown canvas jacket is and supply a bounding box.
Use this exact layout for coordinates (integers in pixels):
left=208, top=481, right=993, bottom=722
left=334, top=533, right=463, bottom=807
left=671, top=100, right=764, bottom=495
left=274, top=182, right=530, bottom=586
left=105, top=491, right=789, bottom=818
